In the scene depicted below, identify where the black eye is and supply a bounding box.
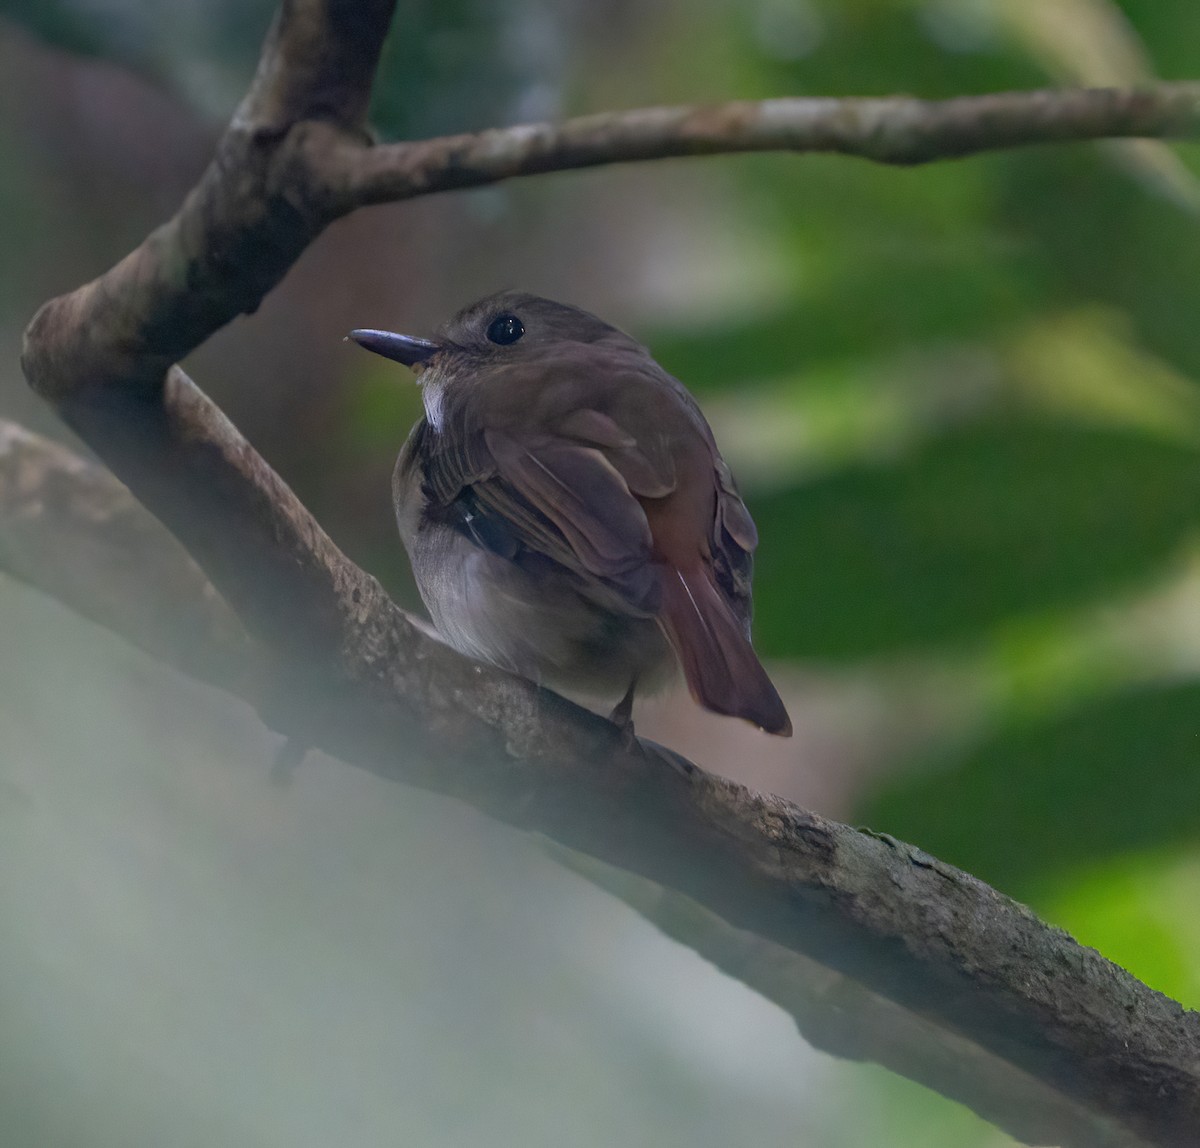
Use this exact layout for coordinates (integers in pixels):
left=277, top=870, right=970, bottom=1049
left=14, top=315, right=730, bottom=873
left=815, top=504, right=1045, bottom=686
left=486, top=313, right=524, bottom=345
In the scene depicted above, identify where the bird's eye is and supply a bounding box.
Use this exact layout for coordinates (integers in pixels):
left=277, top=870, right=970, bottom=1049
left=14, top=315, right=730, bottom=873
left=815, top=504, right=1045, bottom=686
left=486, top=313, right=524, bottom=345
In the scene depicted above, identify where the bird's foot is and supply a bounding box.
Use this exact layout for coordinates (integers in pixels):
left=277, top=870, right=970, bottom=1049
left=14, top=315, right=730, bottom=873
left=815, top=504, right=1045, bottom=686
left=607, top=677, right=639, bottom=749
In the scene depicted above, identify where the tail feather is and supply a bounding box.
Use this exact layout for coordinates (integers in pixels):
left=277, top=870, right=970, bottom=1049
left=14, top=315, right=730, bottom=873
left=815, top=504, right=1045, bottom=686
left=660, top=566, right=792, bottom=736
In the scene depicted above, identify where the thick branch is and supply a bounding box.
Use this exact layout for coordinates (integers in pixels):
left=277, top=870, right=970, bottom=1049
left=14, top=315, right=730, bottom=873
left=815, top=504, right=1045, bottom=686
left=339, top=84, right=1200, bottom=203
left=544, top=843, right=1139, bottom=1148
left=15, top=1, right=1200, bottom=1143
left=238, top=0, right=395, bottom=130
left=0, top=419, right=248, bottom=689
left=10, top=380, right=1199, bottom=1146
left=0, top=421, right=1148, bottom=1147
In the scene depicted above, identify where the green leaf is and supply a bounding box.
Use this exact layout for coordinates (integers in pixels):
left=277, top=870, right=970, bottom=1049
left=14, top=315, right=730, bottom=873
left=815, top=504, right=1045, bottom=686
left=857, top=680, right=1200, bottom=894
left=996, top=144, right=1200, bottom=380
left=749, top=422, right=1200, bottom=658
left=1041, top=848, right=1200, bottom=1008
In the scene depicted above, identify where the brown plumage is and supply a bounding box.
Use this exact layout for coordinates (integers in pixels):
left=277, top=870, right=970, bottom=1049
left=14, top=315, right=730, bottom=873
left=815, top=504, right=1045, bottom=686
left=351, top=292, right=791, bottom=736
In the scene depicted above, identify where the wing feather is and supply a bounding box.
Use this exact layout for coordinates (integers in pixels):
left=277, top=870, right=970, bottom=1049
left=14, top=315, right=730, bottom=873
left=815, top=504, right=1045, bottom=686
left=484, top=428, right=659, bottom=610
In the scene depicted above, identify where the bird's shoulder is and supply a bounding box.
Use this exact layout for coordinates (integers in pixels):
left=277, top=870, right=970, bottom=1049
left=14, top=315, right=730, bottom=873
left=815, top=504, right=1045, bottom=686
left=469, top=347, right=714, bottom=495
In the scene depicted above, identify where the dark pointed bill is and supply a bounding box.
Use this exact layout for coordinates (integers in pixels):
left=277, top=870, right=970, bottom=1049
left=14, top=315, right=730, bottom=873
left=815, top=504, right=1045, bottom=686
left=348, top=329, right=441, bottom=367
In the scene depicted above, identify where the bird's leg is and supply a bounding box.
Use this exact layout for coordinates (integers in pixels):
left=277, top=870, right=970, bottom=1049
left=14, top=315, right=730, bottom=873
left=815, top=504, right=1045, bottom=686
left=607, top=674, right=639, bottom=743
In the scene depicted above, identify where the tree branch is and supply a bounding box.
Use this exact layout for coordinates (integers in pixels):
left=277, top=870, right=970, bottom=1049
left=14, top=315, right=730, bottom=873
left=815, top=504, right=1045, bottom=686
left=543, top=842, right=1141, bottom=1148
left=238, top=0, right=395, bottom=130
left=0, top=418, right=248, bottom=689
left=16, top=2, right=1200, bottom=1144
left=338, top=84, right=1200, bottom=204
left=0, top=418, right=1175, bottom=1148
left=22, top=83, right=1200, bottom=406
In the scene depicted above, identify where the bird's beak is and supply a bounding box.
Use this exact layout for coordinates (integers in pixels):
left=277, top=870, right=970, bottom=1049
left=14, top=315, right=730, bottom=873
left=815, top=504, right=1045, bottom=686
left=348, top=329, right=441, bottom=368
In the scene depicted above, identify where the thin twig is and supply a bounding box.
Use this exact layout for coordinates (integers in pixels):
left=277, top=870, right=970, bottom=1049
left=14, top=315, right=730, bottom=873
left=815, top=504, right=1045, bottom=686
left=337, top=84, right=1200, bottom=205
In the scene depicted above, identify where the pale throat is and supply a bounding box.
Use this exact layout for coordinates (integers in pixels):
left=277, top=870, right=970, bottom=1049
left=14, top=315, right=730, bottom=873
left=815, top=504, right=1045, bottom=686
left=420, top=374, right=449, bottom=432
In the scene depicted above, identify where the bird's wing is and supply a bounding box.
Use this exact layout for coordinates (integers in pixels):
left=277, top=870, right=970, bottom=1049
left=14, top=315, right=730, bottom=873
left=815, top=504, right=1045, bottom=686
left=709, top=454, right=758, bottom=619
left=483, top=426, right=659, bottom=609
left=417, top=397, right=678, bottom=613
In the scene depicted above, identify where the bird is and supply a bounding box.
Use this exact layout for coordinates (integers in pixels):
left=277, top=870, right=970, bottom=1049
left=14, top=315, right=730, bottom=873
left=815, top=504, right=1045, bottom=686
left=349, top=291, right=791, bottom=737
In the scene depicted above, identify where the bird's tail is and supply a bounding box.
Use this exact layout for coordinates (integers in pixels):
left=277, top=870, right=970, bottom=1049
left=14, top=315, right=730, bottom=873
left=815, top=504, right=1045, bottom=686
left=659, top=565, right=792, bottom=736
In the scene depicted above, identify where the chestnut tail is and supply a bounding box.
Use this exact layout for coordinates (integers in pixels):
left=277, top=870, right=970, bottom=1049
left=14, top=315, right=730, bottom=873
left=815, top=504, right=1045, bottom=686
left=659, top=566, right=792, bottom=736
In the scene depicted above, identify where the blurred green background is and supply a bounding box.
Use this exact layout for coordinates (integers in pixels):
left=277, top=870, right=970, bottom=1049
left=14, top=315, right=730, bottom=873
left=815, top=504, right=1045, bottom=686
left=2, top=1, right=1199, bottom=1145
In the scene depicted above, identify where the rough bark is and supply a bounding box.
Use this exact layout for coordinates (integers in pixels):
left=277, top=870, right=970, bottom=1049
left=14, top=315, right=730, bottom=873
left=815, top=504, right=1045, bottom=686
left=0, top=418, right=248, bottom=688
left=14, top=1, right=1200, bottom=1144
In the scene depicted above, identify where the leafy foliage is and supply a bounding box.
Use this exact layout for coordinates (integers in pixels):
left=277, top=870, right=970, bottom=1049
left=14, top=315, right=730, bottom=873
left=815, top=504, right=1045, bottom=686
left=750, top=422, right=1200, bottom=658
left=862, top=681, right=1200, bottom=892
